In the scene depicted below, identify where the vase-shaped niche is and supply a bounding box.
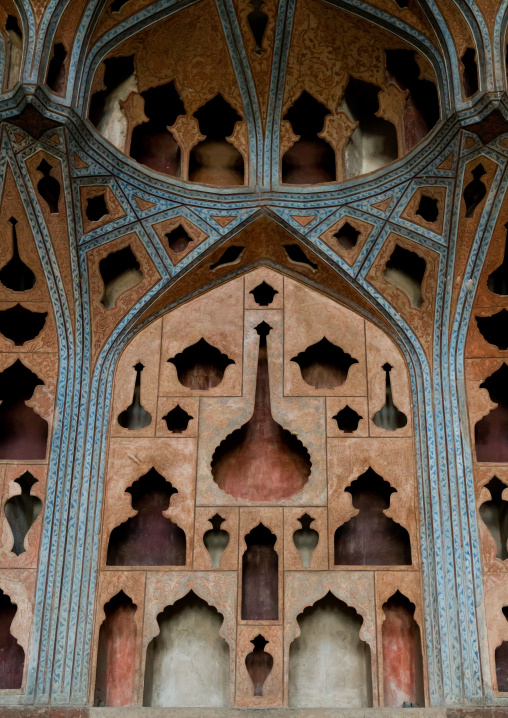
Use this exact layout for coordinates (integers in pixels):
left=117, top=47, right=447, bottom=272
left=189, top=95, right=244, bottom=186
left=334, top=468, right=411, bottom=566
left=480, top=477, right=508, bottom=560
left=0, top=218, right=36, bottom=292
left=293, top=513, right=319, bottom=567
left=168, top=338, right=234, bottom=390
left=106, top=468, right=186, bottom=566
left=0, top=359, right=48, bottom=460
left=162, top=404, right=193, bottom=434
left=373, top=363, right=407, bottom=431
left=4, top=471, right=42, bottom=555
left=289, top=592, right=372, bottom=707
left=212, top=321, right=311, bottom=501
left=282, top=92, right=336, bottom=185
left=94, top=591, right=137, bottom=707
left=117, top=362, right=152, bottom=430
left=242, top=523, right=278, bottom=621
left=143, top=591, right=229, bottom=707
left=203, top=513, right=230, bottom=568
left=0, top=588, right=24, bottom=689
left=382, top=592, right=424, bottom=707
left=246, top=635, right=273, bottom=696
left=475, top=363, right=508, bottom=462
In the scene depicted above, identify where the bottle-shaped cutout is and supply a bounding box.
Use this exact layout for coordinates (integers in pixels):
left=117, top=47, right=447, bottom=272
left=4, top=471, right=42, bottom=555
left=117, top=363, right=152, bottom=430
left=373, top=363, right=407, bottom=431
left=463, top=163, right=486, bottom=218
left=0, top=218, right=36, bottom=292
left=36, top=159, right=60, bottom=214
left=488, top=223, right=508, bottom=296
left=203, top=513, right=230, bottom=568
left=293, top=513, right=319, bottom=567
left=247, top=0, right=268, bottom=55
left=480, top=477, right=508, bottom=559
left=211, top=321, right=311, bottom=501
left=246, top=635, right=273, bottom=696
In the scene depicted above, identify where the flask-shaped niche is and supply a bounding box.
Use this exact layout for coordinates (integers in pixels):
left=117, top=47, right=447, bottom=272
left=373, top=363, right=407, bottom=431
left=480, top=477, right=508, bottom=559
left=203, top=513, right=230, bottom=568
left=211, top=321, right=311, bottom=500
left=117, top=362, right=152, bottom=430
left=246, top=635, right=273, bottom=696
left=242, top=523, right=278, bottom=621
left=293, top=513, right=319, bottom=567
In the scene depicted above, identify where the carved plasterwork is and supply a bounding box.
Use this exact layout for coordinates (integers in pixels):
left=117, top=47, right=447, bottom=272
left=91, top=0, right=244, bottom=118
left=168, top=115, right=205, bottom=180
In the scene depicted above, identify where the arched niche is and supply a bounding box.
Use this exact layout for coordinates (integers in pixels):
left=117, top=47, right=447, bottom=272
left=86, top=0, right=248, bottom=186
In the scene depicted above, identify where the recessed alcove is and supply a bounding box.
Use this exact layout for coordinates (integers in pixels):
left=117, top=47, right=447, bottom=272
left=5, top=15, right=22, bottom=89
left=107, top=468, right=186, bottom=566
left=143, top=592, right=229, bottom=707
left=89, top=55, right=138, bottom=152
left=242, top=523, right=278, bottom=621
left=333, top=404, right=363, bottom=433
left=94, top=591, right=137, bottom=706
left=168, top=338, right=235, bottom=390
left=488, top=224, right=508, bottom=295
left=496, top=607, right=508, bottom=691
left=165, top=225, right=192, bottom=254
left=289, top=592, right=372, bottom=707
left=334, top=468, right=411, bottom=566
left=189, top=94, right=245, bottom=186
left=334, top=221, right=360, bottom=250
left=99, top=245, right=143, bottom=309
left=416, top=195, right=439, bottom=223
left=475, top=363, right=508, bottom=462
left=480, top=477, right=508, bottom=560
left=342, top=77, right=398, bottom=178
left=250, top=281, right=278, bottom=306
left=383, top=244, right=426, bottom=308
left=476, top=310, right=508, bottom=349
left=291, top=337, right=358, bottom=389
left=461, top=48, right=479, bottom=98
left=0, top=304, right=47, bottom=345
left=0, top=359, right=48, bottom=460
left=463, top=164, right=487, bottom=219
left=282, top=91, right=335, bottom=185
left=162, top=404, right=193, bottom=433
left=4, top=472, right=42, bottom=556
left=36, top=159, right=60, bottom=214
left=46, top=43, right=67, bottom=94
left=0, top=588, right=24, bottom=689
left=130, top=82, right=184, bottom=176
left=210, top=246, right=244, bottom=270
left=382, top=592, right=424, bottom=707
left=86, top=194, right=109, bottom=222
